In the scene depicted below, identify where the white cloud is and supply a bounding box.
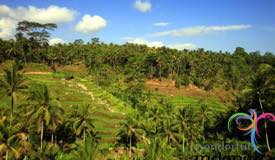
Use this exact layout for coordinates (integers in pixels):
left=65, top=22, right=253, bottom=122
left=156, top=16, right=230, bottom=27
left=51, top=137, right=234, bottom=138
left=134, top=0, right=152, bottom=13
left=49, top=37, right=65, bottom=45
left=0, top=17, right=17, bottom=39
left=154, top=22, right=169, bottom=27
left=75, top=14, right=107, bottom=34
left=0, top=4, right=76, bottom=24
left=0, top=5, right=11, bottom=15
left=167, top=43, right=197, bottom=50
left=152, top=24, right=252, bottom=37
left=128, top=38, right=163, bottom=47
left=0, top=4, right=76, bottom=39
left=126, top=38, right=197, bottom=50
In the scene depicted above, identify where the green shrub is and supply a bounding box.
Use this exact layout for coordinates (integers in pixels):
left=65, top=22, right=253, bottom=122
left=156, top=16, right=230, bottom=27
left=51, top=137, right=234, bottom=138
left=204, top=80, right=214, bottom=91
left=64, top=72, right=74, bottom=80
left=180, top=75, right=190, bottom=85
left=175, top=75, right=190, bottom=88
left=52, top=72, right=65, bottom=78
left=193, top=77, right=203, bottom=88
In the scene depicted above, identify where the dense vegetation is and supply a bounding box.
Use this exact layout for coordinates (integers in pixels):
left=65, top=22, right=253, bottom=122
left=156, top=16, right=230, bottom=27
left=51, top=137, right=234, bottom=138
left=0, top=21, right=274, bottom=159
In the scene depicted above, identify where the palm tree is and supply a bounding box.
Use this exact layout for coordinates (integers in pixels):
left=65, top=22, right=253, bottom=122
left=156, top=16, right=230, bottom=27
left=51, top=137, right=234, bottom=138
left=0, top=64, right=26, bottom=127
left=7, top=42, right=20, bottom=61
left=47, top=101, right=64, bottom=145
left=26, top=84, right=63, bottom=151
left=199, top=102, right=210, bottom=129
left=0, top=134, right=21, bottom=160
left=144, top=107, right=163, bottom=134
left=0, top=114, right=30, bottom=160
left=117, top=116, right=144, bottom=158
left=15, top=32, right=28, bottom=64
left=159, top=119, right=180, bottom=145
left=31, top=142, right=60, bottom=160
left=174, top=108, right=189, bottom=153
left=242, top=64, right=274, bottom=152
left=175, top=107, right=203, bottom=149
left=69, top=137, right=99, bottom=160
left=68, top=104, right=96, bottom=142
left=144, top=136, right=175, bottom=160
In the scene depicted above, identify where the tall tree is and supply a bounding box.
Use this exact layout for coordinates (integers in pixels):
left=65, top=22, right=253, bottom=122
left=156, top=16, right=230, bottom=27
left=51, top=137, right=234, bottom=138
left=0, top=64, right=26, bottom=127
left=242, top=64, right=275, bottom=151
left=15, top=32, right=28, bottom=64
left=144, top=136, right=175, bottom=160
left=67, top=104, right=96, bottom=142
left=16, top=21, right=57, bottom=46
left=0, top=113, right=30, bottom=160
left=69, top=137, right=99, bottom=160
left=117, top=116, right=144, bottom=157
left=26, top=84, right=63, bottom=151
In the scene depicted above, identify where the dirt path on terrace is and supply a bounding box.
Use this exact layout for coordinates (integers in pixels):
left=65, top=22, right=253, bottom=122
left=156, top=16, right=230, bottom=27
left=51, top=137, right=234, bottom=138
left=0, top=71, right=52, bottom=75
left=23, top=71, right=52, bottom=75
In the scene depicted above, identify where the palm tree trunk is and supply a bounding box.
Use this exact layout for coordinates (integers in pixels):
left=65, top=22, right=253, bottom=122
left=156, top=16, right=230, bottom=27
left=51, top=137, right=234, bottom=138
left=9, top=95, right=14, bottom=127
left=23, top=51, right=27, bottom=64
left=55, top=135, right=57, bottom=147
left=129, top=135, right=132, bottom=158
left=259, top=97, right=271, bottom=152
left=41, top=120, right=44, bottom=150
left=182, top=136, right=185, bottom=154
left=5, top=150, right=8, bottom=160
left=83, top=128, right=86, bottom=142
left=159, top=63, right=162, bottom=78
left=150, top=65, right=153, bottom=77
left=51, top=133, right=54, bottom=143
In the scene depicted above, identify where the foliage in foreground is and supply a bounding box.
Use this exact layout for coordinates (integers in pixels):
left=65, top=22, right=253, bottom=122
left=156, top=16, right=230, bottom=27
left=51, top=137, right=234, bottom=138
left=0, top=20, right=274, bottom=159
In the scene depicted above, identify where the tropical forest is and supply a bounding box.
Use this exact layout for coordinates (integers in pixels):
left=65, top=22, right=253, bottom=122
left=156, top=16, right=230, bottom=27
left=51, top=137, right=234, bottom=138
left=0, top=1, right=275, bottom=160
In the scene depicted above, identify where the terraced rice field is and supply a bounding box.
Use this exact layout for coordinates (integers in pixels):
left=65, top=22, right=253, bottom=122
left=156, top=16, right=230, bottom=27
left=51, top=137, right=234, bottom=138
left=169, top=95, right=229, bottom=120
left=1, top=73, right=132, bottom=149
left=0, top=72, right=229, bottom=149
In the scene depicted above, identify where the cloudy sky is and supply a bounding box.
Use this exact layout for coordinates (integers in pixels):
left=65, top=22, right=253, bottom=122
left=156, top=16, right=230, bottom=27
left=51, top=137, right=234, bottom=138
left=0, top=0, right=275, bottom=52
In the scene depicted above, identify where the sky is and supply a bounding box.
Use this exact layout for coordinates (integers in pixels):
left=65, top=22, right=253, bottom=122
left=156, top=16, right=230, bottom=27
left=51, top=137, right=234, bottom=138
left=0, top=0, right=275, bottom=53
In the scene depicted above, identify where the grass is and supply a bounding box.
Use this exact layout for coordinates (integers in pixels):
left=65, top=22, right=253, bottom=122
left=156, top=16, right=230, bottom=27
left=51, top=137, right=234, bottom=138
left=169, top=95, right=229, bottom=120
left=0, top=73, right=127, bottom=148
left=23, top=63, right=51, bottom=72
left=0, top=69, right=231, bottom=150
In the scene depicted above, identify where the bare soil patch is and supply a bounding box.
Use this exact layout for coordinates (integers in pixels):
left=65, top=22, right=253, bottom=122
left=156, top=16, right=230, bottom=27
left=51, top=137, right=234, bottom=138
left=145, top=79, right=235, bottom=102
left=145, top=78, right=206, bottom=97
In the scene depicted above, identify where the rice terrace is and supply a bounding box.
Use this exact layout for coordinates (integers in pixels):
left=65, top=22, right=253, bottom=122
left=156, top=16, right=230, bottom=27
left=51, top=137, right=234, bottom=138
left=0, top=0, right=274, bottom=159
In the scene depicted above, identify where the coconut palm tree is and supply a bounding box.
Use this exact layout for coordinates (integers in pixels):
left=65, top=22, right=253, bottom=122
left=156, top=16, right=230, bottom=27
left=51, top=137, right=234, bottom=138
left=159, top=119, right=180, bottom=145
left=0, top=64, right=26, bottom=127
left=47, top=101, right=64, bottom=145
left=69, top=137, right=99, bottom=160
left=0, top=113, right=30, bottom=160
left=68, top=104, right=96, bottom=142
left=117, top=115, right=145, bottom=158
left=26, top=84, right=63, bottom=151
left=144, top=136, right=175, bottom=160
left=0, top=134, right=21, bottom=160
left=174, top=108, right=189, bottom=153
left=242, top=64, right=274, bottom=152
left=30, top=141, right=60, bottom=160
left=144, top=107, right=163, bottom=134
left=199, top=102, right=210, bottom=129
left=7, top=42, right=20, bottom=61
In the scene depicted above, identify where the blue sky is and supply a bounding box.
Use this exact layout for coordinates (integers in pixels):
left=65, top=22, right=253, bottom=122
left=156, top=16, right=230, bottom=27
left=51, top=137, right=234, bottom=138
left=0, top=0, right=275, bottom=53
